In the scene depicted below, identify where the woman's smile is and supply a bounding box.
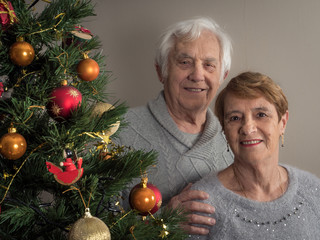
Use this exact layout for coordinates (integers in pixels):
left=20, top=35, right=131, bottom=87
left=240, top=139, right=263, bottom=146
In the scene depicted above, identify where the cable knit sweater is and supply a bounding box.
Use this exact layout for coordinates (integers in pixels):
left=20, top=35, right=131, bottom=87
left=189, top=165, right=320, bottom=240
left=115, top=91, right=233, bottom=206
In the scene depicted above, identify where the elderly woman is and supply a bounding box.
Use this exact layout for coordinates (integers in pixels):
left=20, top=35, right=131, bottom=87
left=189, top=71, right=320, bottom=239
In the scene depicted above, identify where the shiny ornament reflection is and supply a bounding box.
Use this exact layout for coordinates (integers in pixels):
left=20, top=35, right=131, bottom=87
left=0, top=127, right=27, bottom=160
left=9, top=40, right=35, bottom=66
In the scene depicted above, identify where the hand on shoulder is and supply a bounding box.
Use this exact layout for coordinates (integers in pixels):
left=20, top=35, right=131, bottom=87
left=166, top=183, right=216, bottom=235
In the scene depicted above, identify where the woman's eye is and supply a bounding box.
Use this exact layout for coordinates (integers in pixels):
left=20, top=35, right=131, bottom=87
left=258, top=112, right=267, bottom=117
left=230, top=116, right=240, bottom=121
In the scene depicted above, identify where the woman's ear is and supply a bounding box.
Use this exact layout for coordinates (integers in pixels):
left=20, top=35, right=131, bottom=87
left=280, top=110, right=289, bottom=134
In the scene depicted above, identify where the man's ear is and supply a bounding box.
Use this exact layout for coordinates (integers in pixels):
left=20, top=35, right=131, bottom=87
left=223, top=70, right=229, bottom=81
left=155, top=64, right=164, bottom=83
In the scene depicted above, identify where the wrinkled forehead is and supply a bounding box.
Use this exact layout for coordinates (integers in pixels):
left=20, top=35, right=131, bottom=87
left=172, top=31, right=221, bottom=60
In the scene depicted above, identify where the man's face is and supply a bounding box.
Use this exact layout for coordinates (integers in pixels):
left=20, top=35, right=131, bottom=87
left=162, top=31, right=223, bottom=115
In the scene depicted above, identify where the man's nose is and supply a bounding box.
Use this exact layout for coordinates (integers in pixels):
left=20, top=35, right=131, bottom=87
left=189, top=64, right=205, bottom=82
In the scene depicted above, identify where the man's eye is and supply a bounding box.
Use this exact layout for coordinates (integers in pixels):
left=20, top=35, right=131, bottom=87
left=204, top=63, right=216, bottom=71
left=180, top=60, right=191, bottom=65
left=177, top=60, right=192, bottom=69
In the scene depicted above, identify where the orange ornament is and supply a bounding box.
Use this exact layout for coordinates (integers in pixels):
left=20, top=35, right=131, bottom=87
left=77, top=58, right=99, bottom=82
left=140, top=183, right=162, bottom=215
left=0, top=126, right=27, bottom=160
left=129, top=178, right=156, bottom=213
left=9, top=38, right=35, bottom=66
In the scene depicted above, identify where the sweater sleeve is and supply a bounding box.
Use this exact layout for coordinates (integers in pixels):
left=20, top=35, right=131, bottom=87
left=188, top=172, right=229, bottom=239
left=295, top=167, right=320, bottom=219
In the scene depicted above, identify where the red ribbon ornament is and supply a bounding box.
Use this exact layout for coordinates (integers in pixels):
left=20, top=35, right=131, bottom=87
left=0, top=81, right=4, bottom=98
left=0, top=0, right=18, bottom=30
left=75, top=25, right=92, bottom=35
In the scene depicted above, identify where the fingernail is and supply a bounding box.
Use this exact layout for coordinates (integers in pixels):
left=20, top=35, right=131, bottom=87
left=208, top=218, right=215, bottom=225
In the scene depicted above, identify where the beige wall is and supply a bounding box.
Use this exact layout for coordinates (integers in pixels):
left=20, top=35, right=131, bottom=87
left=83, top=0, right=320, bottom=177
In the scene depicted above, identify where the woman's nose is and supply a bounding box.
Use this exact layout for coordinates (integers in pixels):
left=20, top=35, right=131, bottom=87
left=239, top=118, right=257, bottom=135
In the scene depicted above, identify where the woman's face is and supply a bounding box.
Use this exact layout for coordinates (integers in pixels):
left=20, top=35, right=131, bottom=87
left=223, top=92, right=288, bottom=164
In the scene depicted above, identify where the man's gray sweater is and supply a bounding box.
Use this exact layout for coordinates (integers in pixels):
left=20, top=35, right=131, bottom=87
left=115, top=91, right=233, bottom=206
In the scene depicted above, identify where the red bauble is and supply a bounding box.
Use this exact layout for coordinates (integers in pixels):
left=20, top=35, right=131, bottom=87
left=129, top=182, right=156, bottom=213
left=141, top=183, right=162, bottom=215
left=77, top=58, right=99, bottom=82
left=47, top=85, right=82, bottom=121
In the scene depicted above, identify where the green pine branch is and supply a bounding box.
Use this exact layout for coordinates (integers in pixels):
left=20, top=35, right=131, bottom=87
left=0, top=0, right=187, bottom=239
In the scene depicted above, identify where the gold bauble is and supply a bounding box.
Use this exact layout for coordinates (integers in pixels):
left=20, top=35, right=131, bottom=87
left=9, top=39, right=35, bottom=66
left=0, top=127, right=27, bottom=160
left=92, top=102, right=114, bottom=117
left=77, top=58, right=100, bottom=82
left=92, top=102, right=120, bottom=136
left=129, top=178, right=156, bottom=213
left=68, top=208, right=111, bottom=240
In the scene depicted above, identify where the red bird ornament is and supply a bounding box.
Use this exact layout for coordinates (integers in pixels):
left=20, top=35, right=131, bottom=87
left=46, top=149, right=83, bottom=185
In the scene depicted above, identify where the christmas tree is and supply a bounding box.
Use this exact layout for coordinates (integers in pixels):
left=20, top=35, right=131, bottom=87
left=0, top=0, right=186, bottom=239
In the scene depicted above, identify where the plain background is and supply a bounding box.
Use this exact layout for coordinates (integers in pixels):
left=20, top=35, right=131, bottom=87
left=34, top=0, right=320, bottom=177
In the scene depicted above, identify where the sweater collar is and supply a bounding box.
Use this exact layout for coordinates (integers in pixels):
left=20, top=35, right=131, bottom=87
left=148, top=91, right=222, bottom=151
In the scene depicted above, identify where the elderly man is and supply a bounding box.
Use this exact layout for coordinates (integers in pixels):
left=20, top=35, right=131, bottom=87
left=116, top=17, right=233, bottom=235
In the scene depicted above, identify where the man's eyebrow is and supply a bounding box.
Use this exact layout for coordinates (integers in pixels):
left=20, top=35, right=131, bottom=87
left=205, top=57, right=219, bottom=62
left=176, top=53, right=218, bottom=62
left=176, top=53, right=192, bottom=59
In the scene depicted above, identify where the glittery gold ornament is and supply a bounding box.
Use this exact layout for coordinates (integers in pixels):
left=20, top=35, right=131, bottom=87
left=9, top=37, right=35, bottom=66
left=92, top=102, right=120, bottom=136
left=91, top=102, right=114, bottom=116
left=68, top=208, right=111, bottom=240
left=0, top=125, right=27, bottom=160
